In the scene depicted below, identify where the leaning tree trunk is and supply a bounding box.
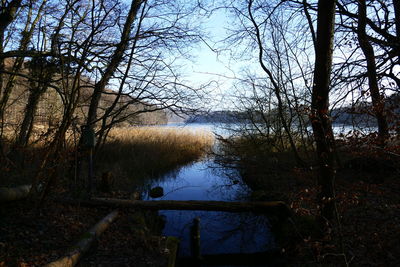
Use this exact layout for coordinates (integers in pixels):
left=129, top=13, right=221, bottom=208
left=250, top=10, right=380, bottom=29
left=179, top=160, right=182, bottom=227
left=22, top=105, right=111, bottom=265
left=85, top=0, right=143, bottom=130
left=310, top=0, right=337, bottom=223
left=77, top=0, right=143, bottom=195
left=16, top=84, right=49, bottom=147
left=357, top=0, right=389, bottom=146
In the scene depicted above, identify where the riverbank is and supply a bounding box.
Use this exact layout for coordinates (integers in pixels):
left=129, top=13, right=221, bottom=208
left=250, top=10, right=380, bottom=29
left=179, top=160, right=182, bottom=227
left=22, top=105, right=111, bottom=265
left=0, top=126, right=214, bottom=266
left=218, top=135, right=400, bottom=266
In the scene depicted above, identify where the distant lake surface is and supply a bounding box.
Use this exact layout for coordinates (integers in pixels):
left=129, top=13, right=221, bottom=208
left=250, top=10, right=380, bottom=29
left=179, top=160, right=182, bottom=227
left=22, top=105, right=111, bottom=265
left=158, top=122, right=377, bottom=137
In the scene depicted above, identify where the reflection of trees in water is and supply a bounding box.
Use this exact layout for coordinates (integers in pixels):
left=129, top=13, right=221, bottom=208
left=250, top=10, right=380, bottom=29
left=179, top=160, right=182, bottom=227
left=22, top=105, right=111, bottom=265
left=202, top=159, right=275, bottom=253
left=145, top=157, right=275, bottom=255
left=207, top=158, right=251, bottom=201
left=163, top=210, right=273, bottom=255
left=201, top=211, right=274, bottom=254
left=133, top=164, right=186, bottom=198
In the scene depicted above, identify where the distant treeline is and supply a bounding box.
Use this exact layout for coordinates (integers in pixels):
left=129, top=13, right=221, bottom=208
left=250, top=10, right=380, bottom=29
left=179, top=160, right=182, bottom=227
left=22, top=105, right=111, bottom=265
left=332, top=93, right=400, bottom=127
left=185, top=111, right=248, bottom=123
left=186, top=93, right=400, bottom=127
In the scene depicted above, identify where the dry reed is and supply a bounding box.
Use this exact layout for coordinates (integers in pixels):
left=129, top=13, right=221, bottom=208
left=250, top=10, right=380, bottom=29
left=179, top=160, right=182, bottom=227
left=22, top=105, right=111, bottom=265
left=96, top=126, right=214, bottom=188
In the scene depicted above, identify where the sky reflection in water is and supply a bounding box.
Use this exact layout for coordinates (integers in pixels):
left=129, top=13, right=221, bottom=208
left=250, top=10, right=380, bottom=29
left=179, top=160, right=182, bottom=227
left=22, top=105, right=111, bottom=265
left=149, top=159, right=275, bottom=256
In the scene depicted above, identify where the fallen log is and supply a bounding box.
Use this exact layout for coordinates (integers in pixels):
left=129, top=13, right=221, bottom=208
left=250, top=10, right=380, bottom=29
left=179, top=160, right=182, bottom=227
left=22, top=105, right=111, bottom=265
left=45, top=210, right=119, bottom=267
left=60, top=197, right=291, bottom=218
left=0, top=184, right=31, bottom=202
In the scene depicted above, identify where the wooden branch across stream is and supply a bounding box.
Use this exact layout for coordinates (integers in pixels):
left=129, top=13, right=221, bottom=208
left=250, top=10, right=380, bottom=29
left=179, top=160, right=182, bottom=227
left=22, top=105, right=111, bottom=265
left=60, top=197, right=291, bottom=218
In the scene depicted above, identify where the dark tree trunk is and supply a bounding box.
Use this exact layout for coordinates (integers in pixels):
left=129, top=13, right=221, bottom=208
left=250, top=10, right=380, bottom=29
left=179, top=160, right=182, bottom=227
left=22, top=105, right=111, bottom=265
left=85, top=0, right=143, bottom=129
left=393, top=0, right=400, bottom=60
left=311, top=0, right=337, bottom=222
left=0, top=0, right=23, bottom=131
left=0, top=0, right=46, bottom=136
left=16, top=85, right=48, bottom=147
left=357, top=0, right=389, bottom=146
left=76, top=0, right=143, bottom=196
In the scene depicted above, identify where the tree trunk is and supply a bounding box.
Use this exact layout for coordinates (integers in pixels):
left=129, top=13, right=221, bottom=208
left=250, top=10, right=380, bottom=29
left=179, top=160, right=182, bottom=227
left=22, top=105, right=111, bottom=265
left=0, top=0, right=46, bottom=131
left=16, top=85, right=48, bottom=147
left=60, top=198, right=291, bottom=218
left=77, top=0, right=143, bottom=195
left=0, top=0, right=23, bottom=134
left=310, top=0, right=337, bottom=222
left=393, top=0, right=400, bottom=59
left=357, top=0, right=389, bottom=146
left=85, top=0, right=143, bottom=129
left=45, top=210, right=119, bottom=267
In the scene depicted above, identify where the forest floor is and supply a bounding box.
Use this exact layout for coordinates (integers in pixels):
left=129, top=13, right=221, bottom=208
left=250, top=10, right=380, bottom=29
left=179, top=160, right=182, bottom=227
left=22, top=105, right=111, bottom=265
left=0, top=190, right=172, bottom=267
left=285, top=169, right=400, bottom=266
left=237, top=142, right=400, bottom=266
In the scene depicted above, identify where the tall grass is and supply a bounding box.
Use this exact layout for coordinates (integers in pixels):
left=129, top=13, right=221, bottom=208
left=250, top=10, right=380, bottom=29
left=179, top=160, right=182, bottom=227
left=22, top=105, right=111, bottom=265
left=96, top=126, right=214, bottom=189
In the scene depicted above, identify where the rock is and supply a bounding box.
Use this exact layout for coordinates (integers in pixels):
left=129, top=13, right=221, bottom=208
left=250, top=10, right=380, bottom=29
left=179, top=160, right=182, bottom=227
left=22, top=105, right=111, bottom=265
left=149, top=186, right=164, bottom=198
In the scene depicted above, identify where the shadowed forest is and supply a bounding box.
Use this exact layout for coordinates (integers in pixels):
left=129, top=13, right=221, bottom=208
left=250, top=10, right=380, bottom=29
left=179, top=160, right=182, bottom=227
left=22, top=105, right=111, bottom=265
left=1, top=0, right=399, bottom=266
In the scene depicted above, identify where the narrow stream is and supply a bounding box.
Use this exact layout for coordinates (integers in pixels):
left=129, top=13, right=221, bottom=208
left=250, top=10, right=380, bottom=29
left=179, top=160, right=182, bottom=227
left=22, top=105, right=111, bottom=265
left=143, top=123, right=277, bottom=259
left=150, top=159, right=275, bottom=257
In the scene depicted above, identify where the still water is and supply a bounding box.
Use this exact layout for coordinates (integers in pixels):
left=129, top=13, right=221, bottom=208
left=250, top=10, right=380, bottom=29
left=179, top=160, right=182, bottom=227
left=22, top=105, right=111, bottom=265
left=151, top=160, right=275, bottom=257
left=145, top=123, right=275, bottom=257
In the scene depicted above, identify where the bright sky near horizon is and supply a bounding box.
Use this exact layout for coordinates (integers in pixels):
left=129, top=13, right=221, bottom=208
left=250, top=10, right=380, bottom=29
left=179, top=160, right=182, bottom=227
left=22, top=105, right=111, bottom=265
left=182, top=8, right=248, bottom=111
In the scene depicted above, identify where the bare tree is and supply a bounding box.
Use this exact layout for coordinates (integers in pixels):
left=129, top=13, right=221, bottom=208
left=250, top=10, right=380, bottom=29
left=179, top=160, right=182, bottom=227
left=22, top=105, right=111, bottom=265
left=84, top=0, right=144, bottom=132
left=217, top=0, right=318, bottom=166
left=332, top=0, right=399, bottom=137
left=356, top=0, right=389, bottom=145
left=310, top=0, right=337, bottom=222
left=0, top=0, right=23, bottom=158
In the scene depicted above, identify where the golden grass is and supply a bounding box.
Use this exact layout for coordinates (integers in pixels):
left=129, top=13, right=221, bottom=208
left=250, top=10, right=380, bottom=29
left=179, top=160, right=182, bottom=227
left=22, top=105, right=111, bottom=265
left=96, top=126, right=214, bottom=188
left=0, top=125, right=214, bottom=189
